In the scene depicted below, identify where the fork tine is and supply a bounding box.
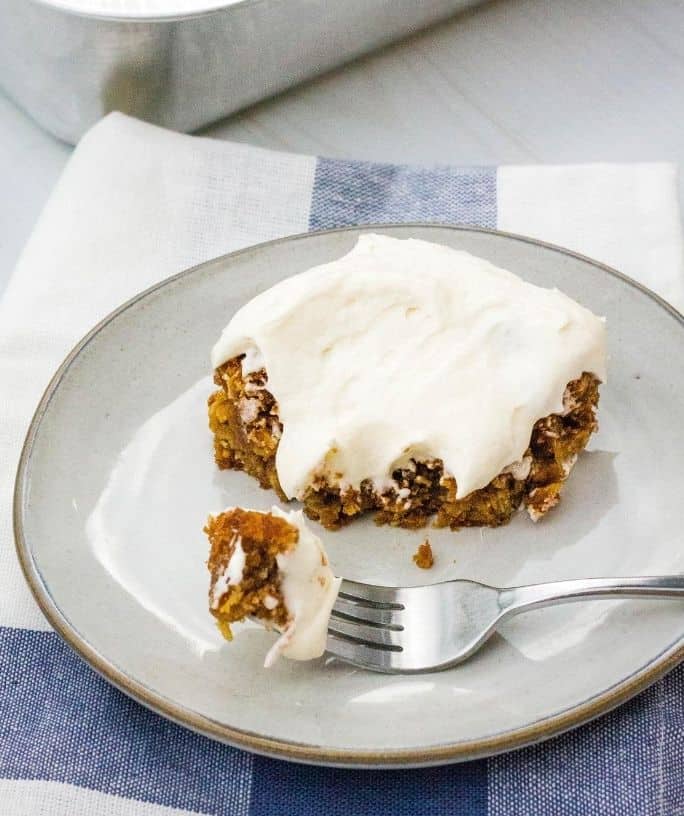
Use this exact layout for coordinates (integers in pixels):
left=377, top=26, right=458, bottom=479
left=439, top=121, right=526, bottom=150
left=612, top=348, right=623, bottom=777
left=326, top=632, right=399, bottom=672
left=328, top=615, right=403, bottom=647
left=338, top=579, right=404, bottom=607
left=332, top=596, right=401, bottom=625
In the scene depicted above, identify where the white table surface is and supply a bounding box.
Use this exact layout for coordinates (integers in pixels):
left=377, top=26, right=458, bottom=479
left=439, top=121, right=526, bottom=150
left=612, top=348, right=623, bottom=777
left=2, top=0, right=683, bottom=296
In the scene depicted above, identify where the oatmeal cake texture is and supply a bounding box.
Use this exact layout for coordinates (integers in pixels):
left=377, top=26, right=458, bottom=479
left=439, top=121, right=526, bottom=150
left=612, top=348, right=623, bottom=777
left=208, top=233, right=607, bottom=531
left=206, top=506, right=340, bottom=666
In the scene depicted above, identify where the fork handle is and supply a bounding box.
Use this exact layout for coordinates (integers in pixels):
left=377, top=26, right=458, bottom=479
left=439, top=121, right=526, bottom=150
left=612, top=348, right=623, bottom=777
left=499, top=575, right=684, bottom=616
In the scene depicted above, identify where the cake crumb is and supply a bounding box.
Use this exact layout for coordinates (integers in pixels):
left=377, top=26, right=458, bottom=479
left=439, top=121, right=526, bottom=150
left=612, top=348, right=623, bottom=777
left=412, top=539, right=434, bottom=569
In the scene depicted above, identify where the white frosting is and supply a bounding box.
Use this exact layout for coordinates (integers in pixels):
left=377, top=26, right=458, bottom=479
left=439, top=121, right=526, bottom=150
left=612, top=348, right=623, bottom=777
left=240, top=345, right=265, bottom=375
left=210, top=535, right=245, bottom=609
left=264, top=507, right=341, bottom=667
left=505, top=457, right=532, bottom=481
left=226, top=536, right=246, bottom=582
left=212, top=234, right=607, bottom=499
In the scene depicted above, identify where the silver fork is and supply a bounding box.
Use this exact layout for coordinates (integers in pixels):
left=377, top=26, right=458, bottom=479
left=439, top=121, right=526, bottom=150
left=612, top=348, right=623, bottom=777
left=326, top=575, right=684, bottom=673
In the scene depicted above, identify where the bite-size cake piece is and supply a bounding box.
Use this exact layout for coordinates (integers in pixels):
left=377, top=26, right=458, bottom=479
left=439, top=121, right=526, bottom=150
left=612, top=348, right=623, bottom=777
left=206, top=506, right=340, bottom=666
left=208, top=234, right=607, bottom=530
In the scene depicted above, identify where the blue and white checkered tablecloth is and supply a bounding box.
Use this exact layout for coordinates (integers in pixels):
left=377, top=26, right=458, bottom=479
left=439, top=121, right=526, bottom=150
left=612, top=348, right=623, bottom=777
left=1, top=114, right=682, bottom=815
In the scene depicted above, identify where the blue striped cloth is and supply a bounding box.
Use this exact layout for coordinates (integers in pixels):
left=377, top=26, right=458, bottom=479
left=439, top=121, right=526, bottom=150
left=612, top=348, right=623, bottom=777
left=3, top=626, right=682, bottom=814
left=1, top=114, right=682, bottom=816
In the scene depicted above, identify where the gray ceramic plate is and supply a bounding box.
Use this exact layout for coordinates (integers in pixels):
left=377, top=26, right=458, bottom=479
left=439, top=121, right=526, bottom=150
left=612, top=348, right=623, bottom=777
left=15, top=225, right=684, bottom=768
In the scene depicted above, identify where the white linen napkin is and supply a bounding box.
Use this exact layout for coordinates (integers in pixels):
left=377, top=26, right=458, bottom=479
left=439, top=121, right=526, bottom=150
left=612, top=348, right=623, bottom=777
left=1, top=112, right=682, bottom=634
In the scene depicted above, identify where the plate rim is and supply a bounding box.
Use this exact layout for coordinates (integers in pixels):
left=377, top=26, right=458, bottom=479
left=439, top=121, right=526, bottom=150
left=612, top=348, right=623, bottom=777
left=14, top=222, right=684, bottom=768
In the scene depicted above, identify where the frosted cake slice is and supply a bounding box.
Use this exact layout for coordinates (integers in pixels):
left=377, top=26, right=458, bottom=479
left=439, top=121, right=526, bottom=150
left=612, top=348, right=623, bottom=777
left=208, top=234, right=606, bottom=530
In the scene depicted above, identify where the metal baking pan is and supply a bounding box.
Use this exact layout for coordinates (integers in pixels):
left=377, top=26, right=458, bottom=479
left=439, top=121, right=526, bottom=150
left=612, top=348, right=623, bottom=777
left=0, top=0, right=481, bottom=144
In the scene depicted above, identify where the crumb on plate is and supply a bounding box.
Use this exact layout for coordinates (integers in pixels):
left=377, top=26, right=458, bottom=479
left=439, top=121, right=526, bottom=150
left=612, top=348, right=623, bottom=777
left=413, top=539, right=434, bottom=569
